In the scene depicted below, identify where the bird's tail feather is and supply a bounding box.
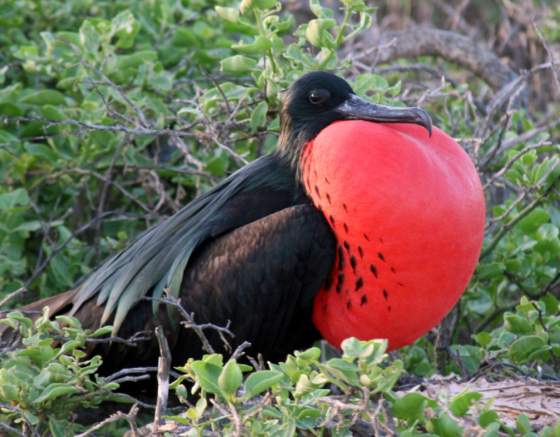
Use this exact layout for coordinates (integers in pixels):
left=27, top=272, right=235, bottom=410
left=0, top=289, right=77, bottom=349
left=18, top=289, right=77, bottom=316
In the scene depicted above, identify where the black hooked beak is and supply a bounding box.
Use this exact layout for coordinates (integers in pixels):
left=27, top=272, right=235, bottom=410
left=336, top=94, right=432, bottom=136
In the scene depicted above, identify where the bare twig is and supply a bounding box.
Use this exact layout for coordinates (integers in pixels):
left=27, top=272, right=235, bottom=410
left=430, top=0, right=475, bottom=36
left=0, top=287, right=27, bottom=308
left=0, top=421, right=24, bottom=437
left=227, top=401, right=243, bottom=437
left=32, top=167, right=152, bottom=213
left=148, top=295, right=234, bottom=354
left=500, top=116, right=560, bottom=152
left=1, top=114, right=195, bottom=137
left=75, top=403, right=139, bottom=437
left=533, top=21, right=560, bottom=93
left=153, top=326, right=171, bottom=435
left=0, top=403, right=40, bottom=437
left=484, top=61, right=560, bottom=124
left=373, top=63, right=459, bottom=87
left=479, top=112, right=512, bottom=170
left=94, top=140, right=128, bottom=261
left=483, top=141, right=555, bottom=189
left=23, top=210, right=121, bottom=288
left=106, top=366, right=159, bottom=383
left=86, top=330, right=153, bottom=347
left=231, top=341, right=252, bottom=361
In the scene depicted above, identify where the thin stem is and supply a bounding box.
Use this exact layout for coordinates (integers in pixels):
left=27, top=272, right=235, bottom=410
left=319, top=6, right=351, bottom=70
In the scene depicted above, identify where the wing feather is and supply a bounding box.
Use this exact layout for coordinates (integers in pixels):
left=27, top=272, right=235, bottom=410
left=70, top=154, right=298, bottom=334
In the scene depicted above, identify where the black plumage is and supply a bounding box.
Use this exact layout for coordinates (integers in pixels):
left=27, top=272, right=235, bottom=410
left=5, top=71, right=432, bottom=371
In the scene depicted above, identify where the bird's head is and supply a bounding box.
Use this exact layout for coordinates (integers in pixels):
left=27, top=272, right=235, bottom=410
left=278, top=71, right=432, bottom=166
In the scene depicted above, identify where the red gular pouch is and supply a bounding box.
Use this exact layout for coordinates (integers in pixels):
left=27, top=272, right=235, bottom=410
left=302, top=120, right=486, bottom=350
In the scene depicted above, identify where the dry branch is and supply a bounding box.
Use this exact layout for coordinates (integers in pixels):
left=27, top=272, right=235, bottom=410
left=148, top=295, right=234, bottom=354
left=153, top=326, right=172, bottom=434
left=75, top=403, right=139, bottom=437
left=0, top=288, right=27, bottom=308
left=372, top=27, right=517, bottom=90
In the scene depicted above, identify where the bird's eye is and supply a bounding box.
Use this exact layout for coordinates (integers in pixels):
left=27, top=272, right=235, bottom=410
left=308, top=89, right=331, bottom=105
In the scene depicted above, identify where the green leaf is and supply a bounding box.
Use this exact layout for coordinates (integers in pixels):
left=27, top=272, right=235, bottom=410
left=473, top=332, right=492, bottom=347
left=341, top=338, right=387, bottom=362
left=79, top=20, right=101, bottom=55
left=184, top=397, right=207, bottom=422
left=244, top=370, right=284, bottom=399
left=449, top=345, right=484, bottom=374
left=0, top=188, right=30, bottom=210
left=220, top=55, right=257, bottom=74
left=392, top=393, right=435, bottom=423
left=509, top=335, right=547, bottom=363
left=110, top=10, right=139, bottom=49
left=518, top=208, right=549, bottom=234
left=0, top=383, right=19, bottom=401
left=41, top=104, right=65, bottom=121
left=25, top=143, right=59, bottom=163
left=353, top=73, right=389, bottom=95
left=233, top=36, right=272, bottom=55
left=0, top=129, right=20, bottom=145
left=542, top=294, right=559, bottom=315
left=305, top=18, right=336, bottom=48
left=218, top=359, right=243, bottom=398
left=240, top=0, right=277, bottom=14
left=295, top=346, right=321, bottom=362
left=205, top=153, right=229, bottom=176
left=215, top=6, right=240, bottom=22
left=478, top=410, right=499, bottom=428
left=449, top=391, right=482, bottom=417
left=6, top=311, right=33, bottom=331
left=432, top=412, right=463, bottom=437
left=115, top=51, right=158, bottom=71
left=55, top=315, right=82, bottom=329
left=20, top=89, right=66, bottom=106
left=516, top=414, right=532, bottom=433
left=190, top=361, right=223, bottom=396
left=321, top=358, right=359, bottom=385
left=175, top=384, right=188, bottom=400
left=294, top=373, right=311, bottom=397
left=538, top=223, right=559, bottom=242
left=341, top=0, right=375, bottom=13
left=504, top=313, right=533, bottom=334
left=309, top=0, right=334, bottom=18
left=476, top=262, right=505, bottom=279
left=49, top=418, right=71, bottom=437
left=90, top=326, right=113, bottom=337
left=5, top=215, right=36, bottom=231
left=33, top=383, right=80, bottom=404
left=171, top=27, right=198, bottom=46
left=58, top=340, right=83, bottom=356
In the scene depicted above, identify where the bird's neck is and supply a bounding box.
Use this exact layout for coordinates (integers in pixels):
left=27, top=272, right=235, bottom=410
left=277, top=114, right=317, bottom=185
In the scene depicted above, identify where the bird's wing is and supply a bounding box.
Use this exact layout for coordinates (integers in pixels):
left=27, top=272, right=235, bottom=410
left=61, top=204, right=335, bottom=371
left=174, top=203, right=336, bottom=361
left=71, top=154, right=301, bottom=334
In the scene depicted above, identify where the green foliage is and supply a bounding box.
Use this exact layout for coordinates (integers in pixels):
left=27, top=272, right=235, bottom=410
left=170, top=338, right=404, bottom=434
left=170, top=338, right=560, bottom=435
left=0, top=0, right=392, bottom=299
left=0, top=0, right=559, bottom=433
left=0, top=310, right=119, bottom=435
left=475, top=296, right=560, bottom=368
left=400, top=294, right=560, bottom=379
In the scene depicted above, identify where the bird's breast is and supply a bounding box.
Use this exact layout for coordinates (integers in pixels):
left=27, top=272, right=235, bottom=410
left=301, top=120, right=485, bottom=350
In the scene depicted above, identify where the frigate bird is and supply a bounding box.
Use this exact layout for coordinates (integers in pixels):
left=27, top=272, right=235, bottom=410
left=6, top=72, right=485, bottom=374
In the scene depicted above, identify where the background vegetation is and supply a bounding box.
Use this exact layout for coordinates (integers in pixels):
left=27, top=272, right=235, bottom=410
left=0, top=0, right=559, bottom=435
